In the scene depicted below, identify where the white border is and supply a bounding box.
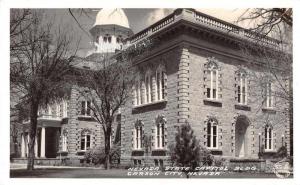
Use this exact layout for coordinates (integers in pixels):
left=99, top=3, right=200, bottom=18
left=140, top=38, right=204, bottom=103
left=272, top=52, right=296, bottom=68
left=0, top=0, right=299, bottom=185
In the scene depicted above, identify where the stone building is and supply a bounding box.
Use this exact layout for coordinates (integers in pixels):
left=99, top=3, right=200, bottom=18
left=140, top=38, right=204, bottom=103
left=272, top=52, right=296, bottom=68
left=17, top=8, right=291, bottom=167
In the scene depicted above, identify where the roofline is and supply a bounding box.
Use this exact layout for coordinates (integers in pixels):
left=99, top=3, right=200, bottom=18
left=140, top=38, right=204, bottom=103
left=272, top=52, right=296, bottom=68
left=125, top=8, right=281, bottom=48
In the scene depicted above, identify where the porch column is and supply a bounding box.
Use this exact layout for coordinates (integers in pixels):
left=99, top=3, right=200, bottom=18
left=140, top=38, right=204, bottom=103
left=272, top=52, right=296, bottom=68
left=41, top=127, right=46, bottom=158
left=26, top=134, right=30, bottom=157
left=21, top=133, right=25, bottom=158
left=34, top=135, right=38, bottom=157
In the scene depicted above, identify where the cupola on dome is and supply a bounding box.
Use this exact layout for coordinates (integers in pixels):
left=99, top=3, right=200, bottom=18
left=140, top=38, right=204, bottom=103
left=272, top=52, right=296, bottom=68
left=94, top=8, right=130, bottom=28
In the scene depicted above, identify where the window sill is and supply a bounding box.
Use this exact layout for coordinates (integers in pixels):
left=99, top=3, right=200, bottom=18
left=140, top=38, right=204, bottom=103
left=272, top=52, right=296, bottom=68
left=152, top=148, right=167, bottom=156
left=132, top=100, right=167, bottom=114
left=77, top=115, right=94, bottom=121
left=207, top=148, right=223, bottom=155
left=76, top=151, right=86, bottom=156
left=263, top=150, right=276, bottom=153
left=132, top=149, right=144, bottom=156
left=133, top=100, right=167, bottom=109
left=203, top=98, right=222, bottom=107
left=57, top=151, right=68, bottom=156
left=235, top=104, right=251, bottom=111
left=262, top=107, right=276, bottom=114
left=152, top=148, right=167, bottom=151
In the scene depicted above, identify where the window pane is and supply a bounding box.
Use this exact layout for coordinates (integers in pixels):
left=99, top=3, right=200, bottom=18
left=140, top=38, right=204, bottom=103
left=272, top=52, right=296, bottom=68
left=86, top=135, right=90, bottom=148
left=207, top=135, right=211, bottom=147
left=136, top=83, right=139, bottom=105
left=81, top=138, right=85, bottom=150
left=213, top=89, right=216, bottom=99
left=161, top=124, right=165, bottom=147
left=213, top=71, right=217, bottom=82
left=213, top=136, right=217, bottom=147
left=87, top=101, right=91, bottom=115
left=265, top=127, right=267, bottom=149
left=207, top=88, right=210, bottom=98
left=161, top=71, right=165, bottom=99
left=140, top=82, right=143, bottom=104
left=207, top=122, right=211, bottom=134
left=81, top=101, right=85, bottom=115
left=157, top=72, right=160, bottom=100
left=150, top=75, right=153, bottom=102
left=238, top=86, right=241, bottom=103
left=213, top=126, right=217, bottom=135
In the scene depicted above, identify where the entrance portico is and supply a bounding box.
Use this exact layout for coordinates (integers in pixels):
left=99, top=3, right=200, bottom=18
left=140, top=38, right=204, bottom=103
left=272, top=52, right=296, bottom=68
left=21, top=117, right=62, bottom=158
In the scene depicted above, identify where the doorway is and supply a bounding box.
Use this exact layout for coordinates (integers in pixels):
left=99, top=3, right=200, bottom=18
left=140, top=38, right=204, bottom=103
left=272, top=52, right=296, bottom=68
left=235, top=115, right=250, bottom=158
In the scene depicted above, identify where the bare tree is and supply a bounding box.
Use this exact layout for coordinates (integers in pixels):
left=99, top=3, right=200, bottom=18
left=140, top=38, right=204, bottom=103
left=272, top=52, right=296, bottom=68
left=72, top=50, right=136, bottom=169
left=10, top=9, right=78, bottom=170
left=238, top=8, right=292, bottom=38
left=237, top=8, right=293, bottom=156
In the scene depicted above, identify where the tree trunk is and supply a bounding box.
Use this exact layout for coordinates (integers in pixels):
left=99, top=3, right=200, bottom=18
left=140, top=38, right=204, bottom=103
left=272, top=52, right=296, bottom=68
left=27, top=102, right=38, bottom=171
left=104, top=128, right=111, bottom=170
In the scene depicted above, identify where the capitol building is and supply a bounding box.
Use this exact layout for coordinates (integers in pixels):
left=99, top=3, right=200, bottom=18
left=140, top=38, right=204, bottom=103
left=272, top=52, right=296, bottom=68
left=16, top=8, right=291, bottom=168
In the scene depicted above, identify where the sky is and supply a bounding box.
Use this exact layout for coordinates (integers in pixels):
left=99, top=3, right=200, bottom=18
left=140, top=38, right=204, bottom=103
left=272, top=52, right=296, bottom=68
left=43, top=8, right=249, bottom=57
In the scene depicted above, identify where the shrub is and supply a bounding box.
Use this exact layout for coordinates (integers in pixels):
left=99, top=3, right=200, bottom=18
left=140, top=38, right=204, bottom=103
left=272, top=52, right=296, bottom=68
left=84, top=142, right=121, bottom=166
left=84, top=146, right=106, bottom=165
left=276, top=146, right=288, bottom=158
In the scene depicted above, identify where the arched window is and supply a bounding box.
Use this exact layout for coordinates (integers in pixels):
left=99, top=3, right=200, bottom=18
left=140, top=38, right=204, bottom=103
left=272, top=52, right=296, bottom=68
left=156, top=65, right=166, bottom=101
left=207, top=118, right=218, bottom=149
left=103, top=34, right=112, bottom=43
left=116, top=35, right=122, bottom=44
left=134, top=80, right=141, bottom=106
left=81, top=100, right=91, bottom=116
left=265, top=82, right=274, bottom=108
left=133, top=120, right=143, bottom=150
left=81, top=129, right=91, bottom=151
left=264, top=125, right=273, bottom=150
left=155, top=115, right=166, bottom=149
left=205, top=59, right=219, bottom=100
left=145, top=71, right=153, bottom=103
left=236, top=70, right=248, bottom=104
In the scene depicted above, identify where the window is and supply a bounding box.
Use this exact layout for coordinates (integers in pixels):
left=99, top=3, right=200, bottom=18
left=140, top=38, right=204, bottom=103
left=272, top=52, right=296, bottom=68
left=134, top=125, right=143, bottom=150
left=156, top=67, right=165, bottom=101
left=205, top=60, right=219, bottom=100
left=59, top=103, right=63, bottom=117
left=264, top=125, right=273, bottom=150
left=265, top=82, right=274, bottom=108
left=103, top=34, right=112, bottom=43
left=207, top=118, right=218, bottom=149
left=116, top=35, right=122, bottom=43
left=81, top=101, right=91, bottom=116
left=81, top=131, right=91, bottom=151
left=237, top=72, right=247, bottom=104
left=134, top=81, right=141, bottom=105
left=155, top=122, right=165, bottom=149
left=145, top=72, right=152, bottom=103
left=133, top=66, right=166, bottom=106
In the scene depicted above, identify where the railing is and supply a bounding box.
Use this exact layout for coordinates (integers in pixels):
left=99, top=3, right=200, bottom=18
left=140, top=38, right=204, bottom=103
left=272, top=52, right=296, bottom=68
left=38, top=114, right=63, bottom=120
left=127, top=9, right=281, bottom=48
left=129, top=13, right=176, bottom=44
left=193, top=11, right=280, bottom=47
